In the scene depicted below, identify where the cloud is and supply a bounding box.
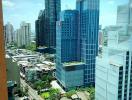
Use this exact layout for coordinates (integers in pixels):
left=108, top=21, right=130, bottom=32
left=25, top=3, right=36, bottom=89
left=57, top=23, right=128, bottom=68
left=2, top=0, right=15, bottom=8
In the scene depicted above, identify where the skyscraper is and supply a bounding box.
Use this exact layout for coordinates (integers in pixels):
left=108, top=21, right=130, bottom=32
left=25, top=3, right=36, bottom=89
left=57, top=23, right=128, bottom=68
left=56, top=10, right=84, bottom=90
left=95, top=31, right=132, bottom=100
left=16, top=22, right=31, bottom=47
left=4, top=22, right=14, bottom=45
left=95, top=0, right=132, bottom=99
left=117, top=5, right=129, bottom=25
left=45, top=0, right=61, bottom=49
left=35, top=10, right=46, bottom=47
left=96, top=20, right=132, bottom=100
left=117, top=0, right=132, bottom=25
left=21, top=22, right=31, bottom=46
left=56, top=0, right=99, bottom=90
left=77, top=0, right=99, bottom=86
left=16, top=29, right=22, bottom=47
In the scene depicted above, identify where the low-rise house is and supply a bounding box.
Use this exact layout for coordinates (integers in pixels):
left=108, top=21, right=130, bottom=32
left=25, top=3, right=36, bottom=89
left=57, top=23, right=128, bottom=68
left=25, top=67, right=40, bottom=82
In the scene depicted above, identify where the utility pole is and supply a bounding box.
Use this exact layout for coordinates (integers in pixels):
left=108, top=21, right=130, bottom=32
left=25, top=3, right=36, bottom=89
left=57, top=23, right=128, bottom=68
left=0, top=0, right=8, bottom=99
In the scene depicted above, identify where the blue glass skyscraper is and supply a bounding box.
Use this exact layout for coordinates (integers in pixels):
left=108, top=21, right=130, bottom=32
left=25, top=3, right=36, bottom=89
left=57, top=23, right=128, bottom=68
left=56, top=0, right=99, bottom=90
left=77, top=0, right=99, bottom=86
left=45, top=0, right=61, bottom=49
left=56, top=10, right=84, bottom=90
left=35, top=10, right=46, bottom=47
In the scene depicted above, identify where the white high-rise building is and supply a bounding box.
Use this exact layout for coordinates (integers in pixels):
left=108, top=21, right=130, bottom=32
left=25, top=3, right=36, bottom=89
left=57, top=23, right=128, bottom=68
left=4, top=22, right=14, bottom=44
left=117, top=0, right=132, bottom=25
left=16, top=29, right=22, bottom=47
left=117, top=5, right=129, bottom=25
left=20, top=22, right=31, bottom=46
left=95, top=37, right=132, bottom=100
left=16, top=22, right=31, bottom=47
left=96, top=0, right=132, bottom=100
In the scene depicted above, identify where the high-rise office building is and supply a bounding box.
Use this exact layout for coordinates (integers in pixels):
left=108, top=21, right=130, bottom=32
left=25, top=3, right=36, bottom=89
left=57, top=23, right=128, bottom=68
left=16, top=29, right=22, bottom=47
left=56, top=0, right=99, bottom=90
left=45, top=0, right=61, bottom=49
left=16, top=22, right=31, bottom=47
left=14, top=30, right=17, bottom=44
left=95, top=34, right=132, bottom=100
left=76, top=0, right=99, bottom=86
left=117, top=0, right=132, bottom=25
left=4, top=22, right=14, bottom=45
left=35, top=10, right=46, bottom=47
left=117, top=5, right=129, bottom=25
left=56, top=10, right=84, bottom=90
left=95, top=0, right=132, bottom=99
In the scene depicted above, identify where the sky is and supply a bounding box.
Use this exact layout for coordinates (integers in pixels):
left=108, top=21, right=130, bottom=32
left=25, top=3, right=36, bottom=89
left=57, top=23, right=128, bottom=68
left=2, top=0, right=128, bottom=32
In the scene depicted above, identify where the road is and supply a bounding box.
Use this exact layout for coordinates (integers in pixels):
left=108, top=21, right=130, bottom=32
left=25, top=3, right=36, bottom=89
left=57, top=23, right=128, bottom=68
left=20, top=79, right=43, bottom=100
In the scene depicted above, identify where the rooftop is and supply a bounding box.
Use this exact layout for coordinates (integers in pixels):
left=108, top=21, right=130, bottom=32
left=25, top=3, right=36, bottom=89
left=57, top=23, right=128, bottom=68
left=36, top=63, right=52, bottom=71
left=18, top=61, right=32, bottom=67
left=6, top=54, right=10, bottom=58
left=109, top=53, right=124, bottom=67
left=63, top=61, right=84, bottom=67
left=109, top=61, right=123, bottom=67
left=42, top=61, right=55, bottom=66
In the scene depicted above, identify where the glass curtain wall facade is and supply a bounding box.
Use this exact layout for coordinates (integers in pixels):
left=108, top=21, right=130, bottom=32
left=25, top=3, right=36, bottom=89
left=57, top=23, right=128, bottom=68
left=77, top=0, right=99, bottom=86
left=56, top=0, right=100, bottom=90
left=35, top=10, right=46, bottom=47
left=45, top=0, right=61, bottom=49
left=56, top=10, right=84, bottom=90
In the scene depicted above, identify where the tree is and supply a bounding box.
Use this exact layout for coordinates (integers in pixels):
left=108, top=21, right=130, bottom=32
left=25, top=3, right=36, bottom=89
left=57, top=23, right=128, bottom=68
left=48, top=94, right=60, bottom=100
left=26, top=42, right=36, bottom=51
left=48, top=89, right=61, bottom=100
left=17, top=87, right=25, bottom=97
left=33, top=81, right=42, bottom=90
left=41, top=74, right=53, bottom=83
left=37, top=86, right=41, bottom=91
left=33, top=80, right=51, bottom=91
left=87, top=87, right=95, bottom=100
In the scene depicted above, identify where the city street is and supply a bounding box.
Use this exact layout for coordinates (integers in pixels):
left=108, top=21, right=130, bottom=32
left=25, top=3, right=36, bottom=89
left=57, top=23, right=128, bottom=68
left=20, top=79, right=43, bottom=100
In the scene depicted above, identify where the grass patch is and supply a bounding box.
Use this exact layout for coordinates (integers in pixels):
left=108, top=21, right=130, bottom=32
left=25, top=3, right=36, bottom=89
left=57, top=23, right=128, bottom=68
left=41, top=92, right=50, bottom=99
left=40, top=88, right=60, bottom=99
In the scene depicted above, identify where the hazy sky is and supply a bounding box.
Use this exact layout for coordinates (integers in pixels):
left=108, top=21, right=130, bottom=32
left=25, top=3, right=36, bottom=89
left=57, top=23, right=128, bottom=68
left=2, top=0, right=128, bottom=32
